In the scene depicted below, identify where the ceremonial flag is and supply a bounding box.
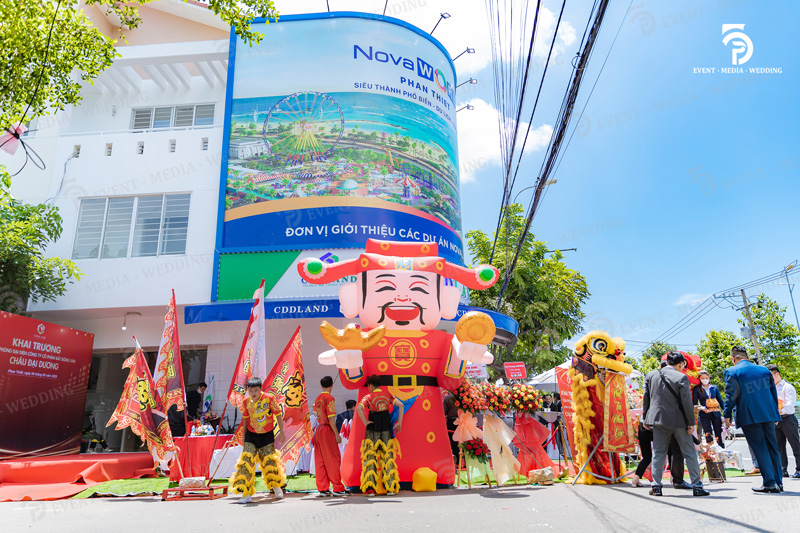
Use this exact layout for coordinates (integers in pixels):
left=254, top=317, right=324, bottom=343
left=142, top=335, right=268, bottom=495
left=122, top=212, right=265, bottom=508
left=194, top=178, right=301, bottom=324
left=107, top=337, right=174, bottom=460
left=153, top=289, right=186, bottom=413
left=264, top=326, right=312, bottom=469
left=227, top=280, right=267, bottom=410
left=602, top=373, right=635, bottom=453
left=202, top=375, right=214, bottom=416
left=555, top=366, right=578, bottom=461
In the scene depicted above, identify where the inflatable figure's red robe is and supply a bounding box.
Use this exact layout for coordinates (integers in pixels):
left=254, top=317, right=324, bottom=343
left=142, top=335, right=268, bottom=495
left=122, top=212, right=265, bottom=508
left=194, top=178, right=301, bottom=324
left=339, top=329, right=464, bottom=488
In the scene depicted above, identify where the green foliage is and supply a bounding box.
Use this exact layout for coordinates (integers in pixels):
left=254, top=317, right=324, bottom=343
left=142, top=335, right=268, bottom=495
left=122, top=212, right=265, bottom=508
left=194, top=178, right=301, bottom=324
left=466, top=204, right=590, bottom=380
left=0, top=169, right=81, bottom=313
left=738, top=294, right=800, bottom=386
left=695, top=330, right=747, bottom=391
left=1, top=0, right=278, bottom=130
left=628, top=341, right=677, bottom=380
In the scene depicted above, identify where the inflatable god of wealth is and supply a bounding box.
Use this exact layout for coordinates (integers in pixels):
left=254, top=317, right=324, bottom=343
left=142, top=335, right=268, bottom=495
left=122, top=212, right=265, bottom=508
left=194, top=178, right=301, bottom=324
left=297, top=239, right=500, bottom=488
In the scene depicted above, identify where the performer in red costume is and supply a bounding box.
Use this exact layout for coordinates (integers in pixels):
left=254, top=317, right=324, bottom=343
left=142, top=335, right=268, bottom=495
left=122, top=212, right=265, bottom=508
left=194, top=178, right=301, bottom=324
left=298, top=239, right=499, bottom=490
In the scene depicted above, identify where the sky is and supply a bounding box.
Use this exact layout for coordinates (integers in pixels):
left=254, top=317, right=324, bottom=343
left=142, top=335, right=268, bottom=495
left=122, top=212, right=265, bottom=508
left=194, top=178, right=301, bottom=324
left=273, top=0, right=800, bottom=357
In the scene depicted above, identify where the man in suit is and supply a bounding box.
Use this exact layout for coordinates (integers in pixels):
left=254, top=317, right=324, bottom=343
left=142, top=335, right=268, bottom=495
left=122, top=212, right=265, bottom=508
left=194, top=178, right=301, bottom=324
left=723, top=347, right=783, bottom=492
left=643, top=351, right=709, bottom=497
left=335, top=400, right=356, bottom=433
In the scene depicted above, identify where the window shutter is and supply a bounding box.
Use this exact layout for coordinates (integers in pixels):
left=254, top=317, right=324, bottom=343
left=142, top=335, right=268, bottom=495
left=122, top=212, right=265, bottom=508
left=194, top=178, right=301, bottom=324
left=131, top=196, right=164, bottom=257
left=153, top=107, right=173, bottom=129
left=194, top=104, right=215, bottom=126
left=100, top=197, right=134, bottom=258
left=174, top=106, right=195, bottom=128
left=132, top=108, right=153, bottom=130
left=72, top=199, right=107, bottom=259
left=160, top=194, right=191, bottom=255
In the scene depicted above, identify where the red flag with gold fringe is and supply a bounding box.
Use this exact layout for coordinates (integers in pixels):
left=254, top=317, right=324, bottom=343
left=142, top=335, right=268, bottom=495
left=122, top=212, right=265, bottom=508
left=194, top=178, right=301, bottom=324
left=153, top=290, right=186, bottom=414
left=107, top=337, right=174, bottom=460
left=264, top=327, right=312, bottom=469
left=227, top=280, right=267, bottom=411
left=602, top=373, right=635, bottom=453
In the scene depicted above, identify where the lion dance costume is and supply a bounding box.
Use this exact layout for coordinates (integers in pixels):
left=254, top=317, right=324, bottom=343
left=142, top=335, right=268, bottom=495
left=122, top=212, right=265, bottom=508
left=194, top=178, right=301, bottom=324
left=297, top=239, right=499, bottom=490
left=357, top=386, right=401, bottom=493
left=569, top=331, right=633, bottom=484
left=230, top=391, right=286, bottom=497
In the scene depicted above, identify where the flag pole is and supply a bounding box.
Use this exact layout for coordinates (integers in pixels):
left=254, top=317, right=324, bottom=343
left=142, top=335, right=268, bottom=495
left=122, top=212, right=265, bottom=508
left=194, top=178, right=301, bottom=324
left=173, top=289, right=193, bottom=478
left=205, top=300, right=254, bottom=486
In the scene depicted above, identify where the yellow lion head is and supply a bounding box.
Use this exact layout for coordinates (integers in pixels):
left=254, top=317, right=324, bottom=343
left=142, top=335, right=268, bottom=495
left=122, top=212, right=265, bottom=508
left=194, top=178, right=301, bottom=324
left=573, top=330, right=632, bottom=376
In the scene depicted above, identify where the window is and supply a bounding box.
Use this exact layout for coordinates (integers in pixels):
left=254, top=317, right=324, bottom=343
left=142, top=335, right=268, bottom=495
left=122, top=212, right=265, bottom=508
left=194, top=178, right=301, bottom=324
left=201, top=137, right=209, bottom=151
left=137, top=141, right=144, bottom=155
left=169, top=139, right=176, bottom=153
left=73, top=145, right=81, bottom=158
left=130, top=104, right=215, bottom=130
left=72, top=194, right=191, bottom=259
left=105, top=143, right=113, bottom=156
left=21, top=118, right=38, bottom=138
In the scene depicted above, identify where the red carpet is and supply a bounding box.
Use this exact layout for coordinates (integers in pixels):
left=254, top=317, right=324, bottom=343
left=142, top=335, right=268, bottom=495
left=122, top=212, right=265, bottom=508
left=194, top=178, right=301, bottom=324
left=0, top=453, right=157, bottom=501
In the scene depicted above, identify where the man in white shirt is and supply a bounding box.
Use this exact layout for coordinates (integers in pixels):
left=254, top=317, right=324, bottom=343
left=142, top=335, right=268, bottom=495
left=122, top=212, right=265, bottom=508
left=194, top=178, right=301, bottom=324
left=767, top=364, right=800, bottom=479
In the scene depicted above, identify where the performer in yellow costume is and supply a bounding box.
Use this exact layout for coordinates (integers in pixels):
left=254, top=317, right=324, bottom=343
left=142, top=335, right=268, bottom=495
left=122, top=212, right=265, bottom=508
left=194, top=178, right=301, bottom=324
left=231, top=377, right=287, bottom=503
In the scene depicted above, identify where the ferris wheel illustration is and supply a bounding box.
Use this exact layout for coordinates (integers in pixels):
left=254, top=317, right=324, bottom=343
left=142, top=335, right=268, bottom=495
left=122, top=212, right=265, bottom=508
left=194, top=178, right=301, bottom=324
left=263, top=91, right=345, bottom=165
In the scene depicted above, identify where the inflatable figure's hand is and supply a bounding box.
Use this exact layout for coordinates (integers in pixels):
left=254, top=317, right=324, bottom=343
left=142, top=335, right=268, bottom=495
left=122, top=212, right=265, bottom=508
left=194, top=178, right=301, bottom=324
left=457, top=341, right=494, bottom=364
left=454, top=312, right=495, bottom=364
left=320, top=322, right=385, bottom=350
left=318, top=348, right=364, bottom=369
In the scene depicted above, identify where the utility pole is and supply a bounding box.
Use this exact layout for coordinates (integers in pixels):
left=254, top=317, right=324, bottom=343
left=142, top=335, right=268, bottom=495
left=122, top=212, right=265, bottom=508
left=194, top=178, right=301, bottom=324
left=741, top=289, right=764, bottom=365
left=782, top=262, right=800, bottom=332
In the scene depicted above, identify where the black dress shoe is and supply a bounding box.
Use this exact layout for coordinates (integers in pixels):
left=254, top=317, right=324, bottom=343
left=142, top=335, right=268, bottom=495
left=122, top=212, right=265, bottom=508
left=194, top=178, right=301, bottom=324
left=693, top=487, right=710, bottom=497
left=783, top=470, right=790, bottom=478
left=752, top=485, right=781, bottom=493
left=791, top=471, right=800, bottom=479
left=649, top=486, right=662, bottom=496
left=673, top=482, right=691, bottom=490
left=779, top=485, right=784, bottom=492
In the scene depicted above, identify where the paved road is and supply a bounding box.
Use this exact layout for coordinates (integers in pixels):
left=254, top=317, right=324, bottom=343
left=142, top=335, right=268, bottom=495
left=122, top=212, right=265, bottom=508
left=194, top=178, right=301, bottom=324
left=6, top=437, right=798, bottom=533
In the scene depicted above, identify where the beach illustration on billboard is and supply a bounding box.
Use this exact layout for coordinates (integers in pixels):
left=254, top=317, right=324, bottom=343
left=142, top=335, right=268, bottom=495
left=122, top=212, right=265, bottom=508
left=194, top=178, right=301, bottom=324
left=226, top=90, right=462, bottom=232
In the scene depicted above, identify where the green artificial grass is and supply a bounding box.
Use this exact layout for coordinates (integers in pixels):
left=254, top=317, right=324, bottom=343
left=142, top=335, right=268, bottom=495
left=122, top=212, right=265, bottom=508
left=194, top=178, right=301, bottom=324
left=72, top=473, right=320, bottom=499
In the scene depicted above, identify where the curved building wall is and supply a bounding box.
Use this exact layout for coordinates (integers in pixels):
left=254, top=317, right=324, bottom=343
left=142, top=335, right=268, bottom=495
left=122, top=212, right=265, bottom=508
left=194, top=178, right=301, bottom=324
left=215, top=13, right=464, bottom=302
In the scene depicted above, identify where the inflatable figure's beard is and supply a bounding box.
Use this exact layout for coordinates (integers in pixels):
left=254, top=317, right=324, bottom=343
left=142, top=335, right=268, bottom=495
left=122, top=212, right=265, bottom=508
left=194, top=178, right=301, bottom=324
left=378, top=302, right=425, bottom=327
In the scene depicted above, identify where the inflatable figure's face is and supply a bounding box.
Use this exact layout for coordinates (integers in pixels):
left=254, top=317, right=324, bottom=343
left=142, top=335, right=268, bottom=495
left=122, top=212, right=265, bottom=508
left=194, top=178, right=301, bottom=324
left=340, top=270, right=459, bottom=330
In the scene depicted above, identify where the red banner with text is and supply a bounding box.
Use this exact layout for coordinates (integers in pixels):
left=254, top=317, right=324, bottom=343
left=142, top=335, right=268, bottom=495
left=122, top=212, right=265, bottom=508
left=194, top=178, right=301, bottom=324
left=0, top=312, right=94, bottom=459
left=602, top=373, right=635, bottom=453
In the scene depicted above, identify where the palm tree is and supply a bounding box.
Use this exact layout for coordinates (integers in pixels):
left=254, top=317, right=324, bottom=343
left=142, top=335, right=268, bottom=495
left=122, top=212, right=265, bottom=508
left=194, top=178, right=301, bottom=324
left=412, top=142, right=417, bottom=158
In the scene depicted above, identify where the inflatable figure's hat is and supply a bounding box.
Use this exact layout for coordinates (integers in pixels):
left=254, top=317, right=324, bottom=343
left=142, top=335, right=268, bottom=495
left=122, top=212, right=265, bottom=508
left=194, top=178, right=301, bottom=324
left=297, top=239, right=499, bottom=290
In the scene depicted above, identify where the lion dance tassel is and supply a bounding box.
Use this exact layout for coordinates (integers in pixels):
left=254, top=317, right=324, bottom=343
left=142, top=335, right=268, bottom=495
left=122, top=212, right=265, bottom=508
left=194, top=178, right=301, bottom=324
left=231, top=443, right=285, bottom=496
left=359, top=437, right=401, bottom=494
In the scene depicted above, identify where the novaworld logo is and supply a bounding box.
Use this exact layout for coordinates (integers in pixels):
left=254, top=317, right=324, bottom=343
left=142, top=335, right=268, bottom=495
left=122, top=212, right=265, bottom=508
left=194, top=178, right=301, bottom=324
left=692, top=24, right=781, bottom=75
left=353, top=45, right=456, bottom=105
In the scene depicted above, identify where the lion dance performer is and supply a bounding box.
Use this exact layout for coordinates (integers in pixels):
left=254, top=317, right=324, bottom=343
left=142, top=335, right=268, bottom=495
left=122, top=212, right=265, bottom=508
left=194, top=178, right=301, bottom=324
left=231, top=377, right=287, bottom=503
left=355, top=375, right=405, bottom=494
left=297, top=239, right=499, bottom=490
left=569, top=331, right=633, bottom=484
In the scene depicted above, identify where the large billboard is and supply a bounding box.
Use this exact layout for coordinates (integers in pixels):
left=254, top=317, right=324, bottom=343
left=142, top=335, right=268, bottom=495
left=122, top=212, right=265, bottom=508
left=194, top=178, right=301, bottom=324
left=217, top=13, right=464, bottom=278
left=0, top=312, right=94, bottom=459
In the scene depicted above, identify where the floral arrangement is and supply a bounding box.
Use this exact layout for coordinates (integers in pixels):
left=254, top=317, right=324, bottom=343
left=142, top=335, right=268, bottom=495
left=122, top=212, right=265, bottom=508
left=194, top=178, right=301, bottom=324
left=453, top=378, right=489, bottom=414
left=508, top=384, right=543, bottom=414
left=460, top=438, right=491, bottom=463
left=477, top=382, right=513, bottom=414
left=627, top=387, right=643, bottom=410
left=452, top=378, right=546, bottom=415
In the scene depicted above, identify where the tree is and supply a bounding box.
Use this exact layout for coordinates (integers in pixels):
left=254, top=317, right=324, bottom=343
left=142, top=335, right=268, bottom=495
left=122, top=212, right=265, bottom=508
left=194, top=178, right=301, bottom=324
left=738, top=293, right=800, bottom=385
left=0, top=169, right=81, bottom=313
left=466, top=203, right=590, bottom=380
left=628, top=341, right=677, bottom=379
left=695, top=330, right=747, bottom=391
left=1, top=0, right=279, bottom=130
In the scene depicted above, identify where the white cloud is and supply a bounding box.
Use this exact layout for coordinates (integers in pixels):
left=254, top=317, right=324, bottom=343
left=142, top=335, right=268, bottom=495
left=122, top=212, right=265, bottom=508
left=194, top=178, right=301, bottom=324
left=457, top=98, right=552, bottom=183
left=674, top=293, right=710, bottom=306
left=271, top=1, right=577, bottom=77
